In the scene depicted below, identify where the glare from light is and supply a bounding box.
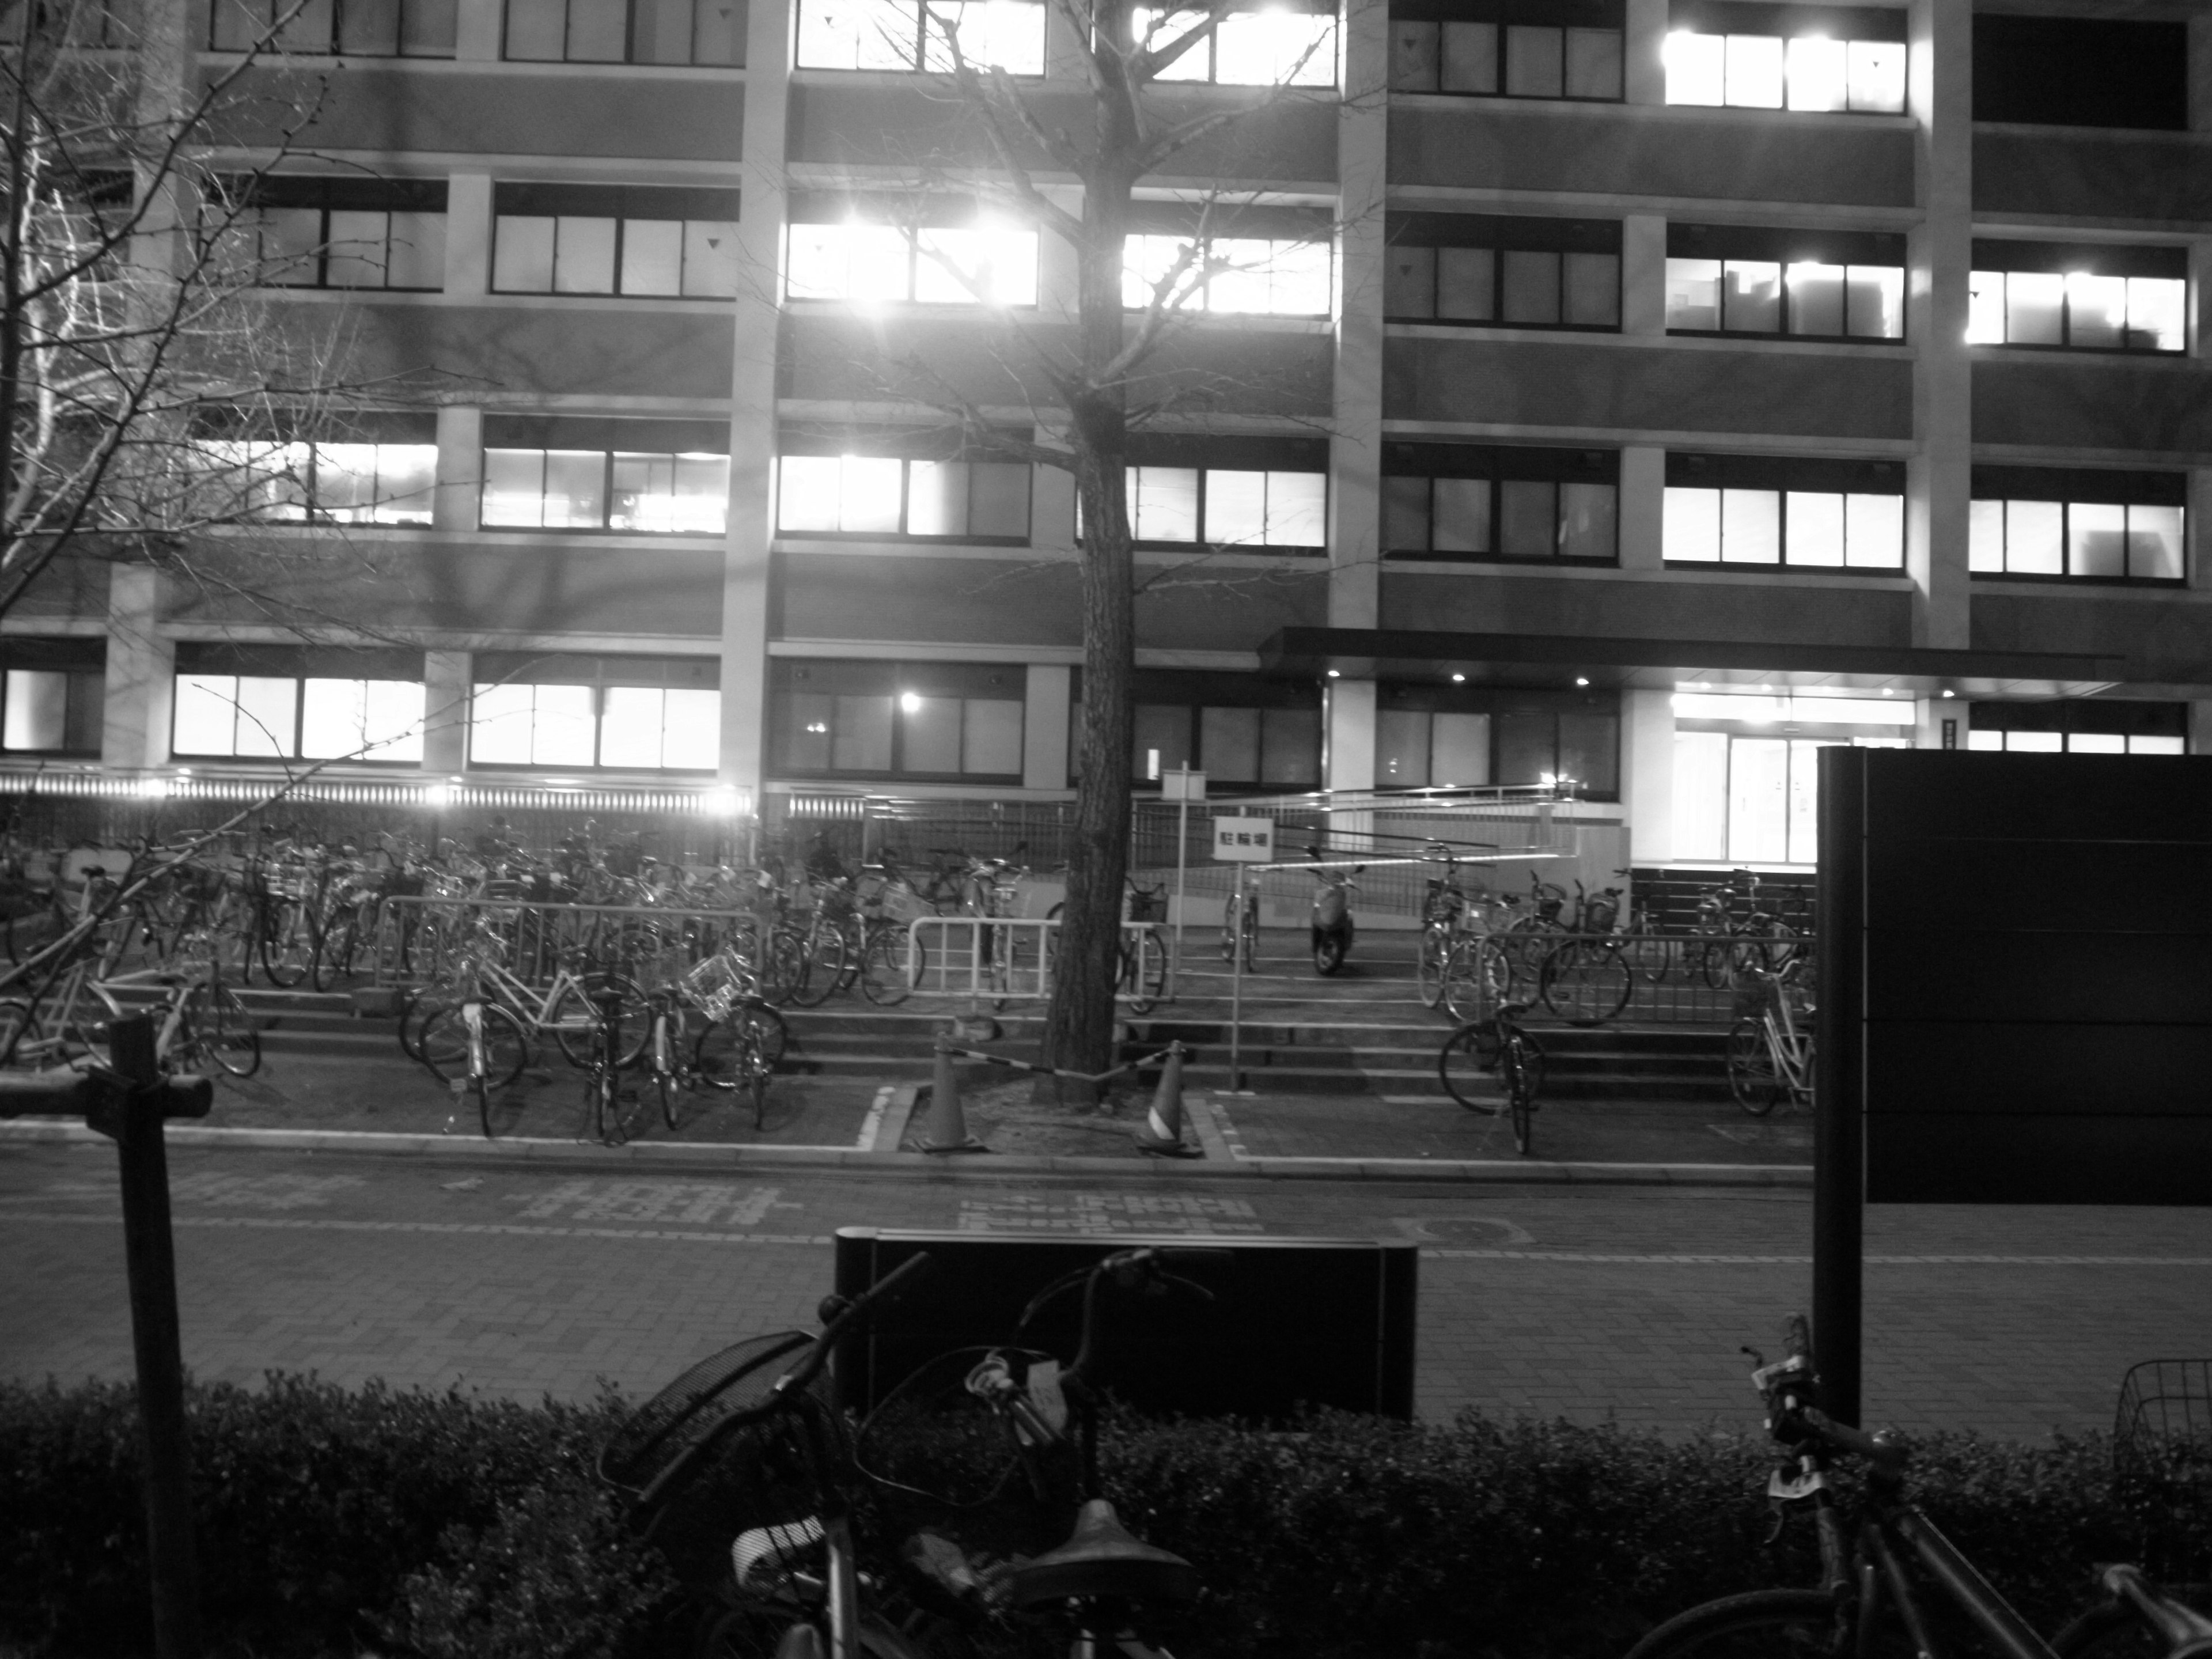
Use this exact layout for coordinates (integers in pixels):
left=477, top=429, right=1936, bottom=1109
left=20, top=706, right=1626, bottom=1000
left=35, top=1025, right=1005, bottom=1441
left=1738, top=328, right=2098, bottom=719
left=1575, top=677, right=1590, bottom=687
left=900, top=692, right=923, bottom=713
left=1881, top=688, right=1894, bottom=696
left=423, top=783, right=455, bottom=809
left=703, top=786, right=745, bottom=817
left=1326, top=669, right=1340, bottom=679
left=1941, top=689, right=1956, bottom=698
left=137, top=775, right=168, bottom=798
left=1450, top=673, right=1465, bottom=683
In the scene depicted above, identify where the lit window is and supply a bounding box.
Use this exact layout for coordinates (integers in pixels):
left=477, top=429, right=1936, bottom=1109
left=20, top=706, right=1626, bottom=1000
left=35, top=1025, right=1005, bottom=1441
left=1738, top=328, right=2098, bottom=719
left=194, top=439, right=437, bottom=525
left=174, top=673, right=425, bottom=760
left=1132, top=4, right=1335, bottom=86
left=221, top=178, right=447, bottom=290
left=470, top=669, right=719, bottom=771
left=796, top=0, right=1044, bottom=73
left=1123, top=466, right=1327, bottom=549
left=1665, top=228, right=1904, bottom=340
left=1664, top=457, right=1905, bottom=569
left=1666, top=24, right=1903, bottom=112
left=1967, top=700, right=2188, bottom=755
left=1967, top=265, right=2186, bottom=351
left=777, top=453, right=1031, bottom=539
left=786, top=216, right=1039, bottom=306
left=773, top=660, right=1026, bottom=778
left=1969, top=480, right=2184, bottom=584
left=210, top=0, right=453, bottom=55
left=483, top=448, right=730, bottom=533
left=1122, top=232, right=1333, bottom=316
left=1, top=658, right=103, bottom=754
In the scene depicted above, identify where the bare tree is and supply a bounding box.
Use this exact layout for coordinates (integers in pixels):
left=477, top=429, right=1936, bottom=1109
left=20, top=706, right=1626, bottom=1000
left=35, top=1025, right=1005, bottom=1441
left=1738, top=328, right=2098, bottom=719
left=2, top=0, right=421, bottom=629
left=830, top=0, right=1349, bottom=1090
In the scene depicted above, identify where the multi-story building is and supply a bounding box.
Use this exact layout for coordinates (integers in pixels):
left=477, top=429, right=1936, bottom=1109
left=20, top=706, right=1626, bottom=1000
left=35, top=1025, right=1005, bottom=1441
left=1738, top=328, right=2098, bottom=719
left=4, top=0, right=2208, bottom=872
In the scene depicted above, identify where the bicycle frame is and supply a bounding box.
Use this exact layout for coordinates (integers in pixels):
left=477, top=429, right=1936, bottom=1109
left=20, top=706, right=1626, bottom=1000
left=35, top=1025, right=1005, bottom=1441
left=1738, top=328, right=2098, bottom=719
left=1758, top=976, right=1815, bottom=1103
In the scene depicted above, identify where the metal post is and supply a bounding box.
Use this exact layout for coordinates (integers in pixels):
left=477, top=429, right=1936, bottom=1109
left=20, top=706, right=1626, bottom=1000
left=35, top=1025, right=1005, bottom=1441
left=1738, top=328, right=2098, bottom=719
left=1813, top=746, right=1866, bottom=1427
left=1228, top=862, right=1245, bottom=1090
left=108, top=1013, right=203, bottom=1659
left=1171, top=786, right=1189, bottom=1002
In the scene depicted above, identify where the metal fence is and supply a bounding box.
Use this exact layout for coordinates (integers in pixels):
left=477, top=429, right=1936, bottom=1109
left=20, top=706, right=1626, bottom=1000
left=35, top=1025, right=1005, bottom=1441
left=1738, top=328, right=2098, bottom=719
left=369, top=895, right=758, bottom=992
left=1450, top=929, right=1815, bottom=1027
left=903, top=915, right=1160, bottom=1010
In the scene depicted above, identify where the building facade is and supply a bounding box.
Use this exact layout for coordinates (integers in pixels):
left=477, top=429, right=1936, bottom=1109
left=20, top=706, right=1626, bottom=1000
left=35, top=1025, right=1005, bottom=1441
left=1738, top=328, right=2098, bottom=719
left=4, top=0, right=2210, bottom=868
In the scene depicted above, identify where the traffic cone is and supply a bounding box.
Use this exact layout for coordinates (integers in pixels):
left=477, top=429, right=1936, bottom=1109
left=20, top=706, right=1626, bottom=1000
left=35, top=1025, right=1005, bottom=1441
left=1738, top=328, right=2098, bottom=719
left=1134, top=1042, right=1202, bottom=1157
left=919, top=1033, right=988, bottom=1154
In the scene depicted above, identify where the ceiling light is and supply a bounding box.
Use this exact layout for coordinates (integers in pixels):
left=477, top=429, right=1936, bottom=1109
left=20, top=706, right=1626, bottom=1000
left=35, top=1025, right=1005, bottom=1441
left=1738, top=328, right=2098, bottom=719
left=1574, top=677, right=1589, bottom=687
left=1326, top=669, right=1340, bottom=679
left=1941, top=689, right=1955, bottom=698
left=900, top=692, right=922, bottom=712
left=1450, top=673, right=1465, bottom=683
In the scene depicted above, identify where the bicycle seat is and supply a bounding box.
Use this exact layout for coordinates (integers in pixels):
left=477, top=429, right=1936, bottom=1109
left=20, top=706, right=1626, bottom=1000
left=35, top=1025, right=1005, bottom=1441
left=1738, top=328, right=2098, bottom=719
left=1005, top=1499, right=1199, bottom=1608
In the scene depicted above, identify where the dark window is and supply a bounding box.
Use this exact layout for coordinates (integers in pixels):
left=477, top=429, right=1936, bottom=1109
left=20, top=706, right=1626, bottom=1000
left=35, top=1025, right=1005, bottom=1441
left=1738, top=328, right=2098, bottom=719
left=1382, top=443, right=1617, bottom=562
left=1972, top=16, right=2187, bottom=132
left=209, top=0, right=456, bottom=54
left=1387, top=0, right=1624, bottom=100
left=1378, top=682, right=1618, bottom=797
left=219, top=176, right=448, bottom=291
left=1385, top=213, right=1620, bottom=329
left=1097, top=670, right=1321, bottom=789
left=503, top=0, right=739, bottom=63
left=1966, top=699, right=2186, bottom=755
left=1, top=639, right=104, bottom=756
left=771, top=660, right=1025, bottom=781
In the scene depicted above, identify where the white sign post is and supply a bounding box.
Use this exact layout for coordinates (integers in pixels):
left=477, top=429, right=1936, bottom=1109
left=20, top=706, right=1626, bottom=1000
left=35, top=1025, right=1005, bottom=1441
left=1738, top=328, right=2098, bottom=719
left=1213, top=814, right=1271, bottom=1091
left=1164, top=770, right=1205, bottom=999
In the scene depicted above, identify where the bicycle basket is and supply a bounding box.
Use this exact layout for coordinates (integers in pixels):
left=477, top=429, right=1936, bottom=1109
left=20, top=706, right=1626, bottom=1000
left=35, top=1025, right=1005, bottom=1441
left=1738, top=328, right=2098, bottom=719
left=1731, top=978, right=1779, bottom=1020
left=600, top=1330, right=830, bottom=1589
left=1127, top=887, right=1165, bottom=923
left=2113, top=1359, right=2212, bottom=1581
left=1585, top=895, right=1619, bottom=934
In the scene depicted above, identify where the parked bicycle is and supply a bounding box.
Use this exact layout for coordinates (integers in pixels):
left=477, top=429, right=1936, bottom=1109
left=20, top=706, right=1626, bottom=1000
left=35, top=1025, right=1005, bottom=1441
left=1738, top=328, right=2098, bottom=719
left=1438, top=998, right=1544, bottom=1154
left=1726, top=961, right=1815, bottom=1116
left=1622, top=1314, right=2212, bottom=1659
left=596, top=1253, right=938, bottom=1659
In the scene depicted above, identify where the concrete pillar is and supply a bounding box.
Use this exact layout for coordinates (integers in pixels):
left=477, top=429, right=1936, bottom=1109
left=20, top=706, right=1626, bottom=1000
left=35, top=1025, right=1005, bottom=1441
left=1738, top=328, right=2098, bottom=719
left=1023, top=665, right=1071, bottom=789
left=1623, top=0, right=1666, bottom=104
left=433, top=406, right=482, bottom=531
left=444, top=173, right=491, bottom=297
left=1620, top=687, right=1675, bottom=865
left=1621, top=214, right=1666, bottom=337
left=1619, top=445, right=1665, bottom=570
left=2191, top=700, right=2212, bottom=755
left=720, top=0, right=793, bottom=798
left=2191, top=240, right=2212, bottom=358
left=454, top=0, right=501, bottom=60
left=1906, top=0, right=1972, bottom=650
left=1918, top=694, right=1963, bottom=750
left=2181, top=466, right=2212, bottom=590
left=2192, top=12, right=2212, bottom=132
left=422, top=649, right=471, bottom=772
left=101, top=567, right=172, bottom=769
left=1328, top=0, right=1389, bottom=637
left=1325, top=678, right=1375, bottom=791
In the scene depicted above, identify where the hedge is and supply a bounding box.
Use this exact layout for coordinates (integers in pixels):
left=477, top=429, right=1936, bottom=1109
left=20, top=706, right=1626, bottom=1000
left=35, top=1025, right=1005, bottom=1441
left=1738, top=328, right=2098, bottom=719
left=1, top=1374, right=2203, bottom=1659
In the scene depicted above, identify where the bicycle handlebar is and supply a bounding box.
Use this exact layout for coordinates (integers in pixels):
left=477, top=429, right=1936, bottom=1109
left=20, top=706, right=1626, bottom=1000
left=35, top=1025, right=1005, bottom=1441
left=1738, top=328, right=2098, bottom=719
left=1753, top=1313, right=1909, bottom=1478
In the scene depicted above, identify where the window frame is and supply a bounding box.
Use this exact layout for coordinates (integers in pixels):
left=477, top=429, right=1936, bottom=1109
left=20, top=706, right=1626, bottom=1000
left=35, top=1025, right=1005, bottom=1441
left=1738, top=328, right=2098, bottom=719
left=489, top=184, right=741, bottom=300
left=1662, top=1, right=1907, bottom=114
left=1663, top=224, right=1906, bottom=342
left=170, top=647, right=429, bottom=764
left=1965, top=699, right=2187, bottom=754
left=501, top=0, right=740, bottom=63
left=773, top=445, right=1033, bottom=543
left=1377, top=683, right=1620, bottom=799
left=1121, top=228, right=1336, bottom=320
left=1127, top=0, right=1338, bottom=89
left=1385, top=2, right=1626, bottom=103
left=207, top=0, right=457, bottom=56
left=195, top=434, right=440, bottom=527
left=1966, top=240, right=2188, bottom=355
left=0, top=642, right=105, bottom=757
left=468, top=653, right=722, bottom=773
left=223, top=176, right=449, bottom=293
left=784, top=197, right=1041, bottom=309
left=793, top=0, right=1048, bottom=75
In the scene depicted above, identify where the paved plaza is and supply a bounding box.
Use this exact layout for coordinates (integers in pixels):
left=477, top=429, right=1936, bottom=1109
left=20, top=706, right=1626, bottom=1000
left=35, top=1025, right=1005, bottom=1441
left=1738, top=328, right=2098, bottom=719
left=4, top=1136, right=2207, bottom=1441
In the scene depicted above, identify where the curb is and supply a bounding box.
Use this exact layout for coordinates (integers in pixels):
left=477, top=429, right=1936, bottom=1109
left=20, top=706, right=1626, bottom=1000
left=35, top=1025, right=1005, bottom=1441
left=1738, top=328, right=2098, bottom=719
left=0, top=1119, right=1812, bottom=1187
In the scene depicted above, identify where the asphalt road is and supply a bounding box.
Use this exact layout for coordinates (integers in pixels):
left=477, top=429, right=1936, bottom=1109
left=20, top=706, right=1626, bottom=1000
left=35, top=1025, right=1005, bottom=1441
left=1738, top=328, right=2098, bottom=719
left=5, top=1138, right=2208, bottom=1442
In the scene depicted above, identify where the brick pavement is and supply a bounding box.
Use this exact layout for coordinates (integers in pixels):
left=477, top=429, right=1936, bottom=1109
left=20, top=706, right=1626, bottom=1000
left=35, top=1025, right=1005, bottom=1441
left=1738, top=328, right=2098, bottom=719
left=5, top=1143, right=2207, bottom=1440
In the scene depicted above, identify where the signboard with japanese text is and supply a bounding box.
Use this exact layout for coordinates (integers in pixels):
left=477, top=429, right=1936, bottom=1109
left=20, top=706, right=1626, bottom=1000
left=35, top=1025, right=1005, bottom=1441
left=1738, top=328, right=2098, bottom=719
left=1211, top=816, right=1274, bottom=862
left=1162, top=769, right=1207, bottom=802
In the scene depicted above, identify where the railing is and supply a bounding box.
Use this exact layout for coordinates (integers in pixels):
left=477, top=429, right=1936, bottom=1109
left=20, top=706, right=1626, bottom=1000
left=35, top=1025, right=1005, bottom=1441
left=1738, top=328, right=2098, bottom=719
left=905, top=915, right=1161, bottom=1010
left=1449, top=929, right=1816, bottom=1027
left=369, top=894, right=759, bottom=991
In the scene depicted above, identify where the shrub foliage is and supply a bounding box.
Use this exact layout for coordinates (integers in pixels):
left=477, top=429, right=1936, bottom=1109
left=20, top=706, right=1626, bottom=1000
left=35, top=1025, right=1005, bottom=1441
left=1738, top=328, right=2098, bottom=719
left=1, top=1374, right=2202, bottom=1659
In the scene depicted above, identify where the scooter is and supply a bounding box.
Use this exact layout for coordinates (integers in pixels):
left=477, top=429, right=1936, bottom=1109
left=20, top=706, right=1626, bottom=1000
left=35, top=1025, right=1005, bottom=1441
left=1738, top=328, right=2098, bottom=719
left=1306, top=846, right=1363, bottom=975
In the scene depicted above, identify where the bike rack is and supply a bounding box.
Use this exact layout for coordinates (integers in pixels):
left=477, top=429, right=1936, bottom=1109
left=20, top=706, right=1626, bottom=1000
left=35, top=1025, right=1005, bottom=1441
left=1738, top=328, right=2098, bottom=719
left=905, top=915, right=1164, bottom=1016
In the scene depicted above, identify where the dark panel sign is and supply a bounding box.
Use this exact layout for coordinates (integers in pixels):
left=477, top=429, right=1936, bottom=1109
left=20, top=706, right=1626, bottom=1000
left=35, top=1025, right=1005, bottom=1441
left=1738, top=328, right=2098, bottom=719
left=1823, top=748, right=2212, bottom=1206
left=833, top=1228, right=1418, bottom=1421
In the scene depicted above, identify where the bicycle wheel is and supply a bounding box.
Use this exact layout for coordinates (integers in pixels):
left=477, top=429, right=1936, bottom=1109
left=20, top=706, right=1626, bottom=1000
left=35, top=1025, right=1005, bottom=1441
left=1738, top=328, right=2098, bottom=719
left=1726, top=1016, right=1785, bottom=1118
left=1440, top=937, right=1510, bottom=1024
left=1416, top=929, right=1448, bottom=1008
left=473, top=1007, right=532, bottom=1138
left=1438, top=1023, right=1499, bottom=1114
left=694, top=1002, right=789, bottom=1089
left=590, top=1058, right=646, bottom=1145
left=759, top=930, right=808, bottom=1007
left=419, top=1002, right=531, bottom=1087
left=1623, top=915, right=1675, bottom=984
left=861, top=925, right=915, bottom=1006
left=787, top=921, right=847, bottom=1009
left=0, top=998, right=43, bottom=1068
left=311, top=909, right=363, bottom=993
left=199, top=983, right=262, bottom=1078
left=1539, top=939, right=1633, bottom=1027
left=1622, top=1590, right=1845, bottom=1659
left=260, top=901, right=316, bottom=988
left=550, top=972, right=648, bottom=1069
left=653, top=1010, right=690, bottom=1131
left=1502, top=1035, right=1539, bottom=1156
